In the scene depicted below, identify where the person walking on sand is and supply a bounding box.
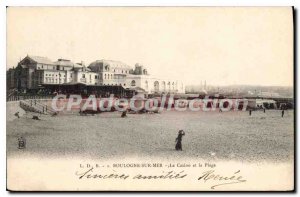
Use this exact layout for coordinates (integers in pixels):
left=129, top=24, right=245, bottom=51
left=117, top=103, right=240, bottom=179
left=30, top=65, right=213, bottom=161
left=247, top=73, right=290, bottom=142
left=14, top=112, right=20, bottom=119
left=121, top=111, right=127, bottom=118
left=175, top=130, right=185, bottom=151
left=282, top=110, right=285, bottom=117
left=263, top=108, right=266, bottom=113
left=249, top=109, right=252, bottom=116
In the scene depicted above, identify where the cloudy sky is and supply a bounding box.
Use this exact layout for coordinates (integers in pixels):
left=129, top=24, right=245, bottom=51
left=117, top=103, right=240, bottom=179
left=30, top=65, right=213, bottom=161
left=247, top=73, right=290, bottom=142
left=7, top=7, right=293, bottom=86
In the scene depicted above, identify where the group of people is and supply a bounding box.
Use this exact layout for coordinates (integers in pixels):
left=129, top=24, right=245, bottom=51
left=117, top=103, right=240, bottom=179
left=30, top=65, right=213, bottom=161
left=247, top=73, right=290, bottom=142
left=248, top=109, right=285, bottom=117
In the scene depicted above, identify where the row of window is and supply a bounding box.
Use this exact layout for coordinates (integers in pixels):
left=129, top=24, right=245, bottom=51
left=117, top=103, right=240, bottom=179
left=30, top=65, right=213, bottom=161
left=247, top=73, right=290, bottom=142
left=104, top=65, right=129, bottom=74
left=45, top=78, right=64, bottom=83
left=130, top=80, right=178, bottom=90
left=82, top=74, right=98, bottom=79
left=113, top=69, right=128, bottom=74
left=104, top=73, right=113, bottom=80
left=102, top=83, right=126, bottom=86
left=37, top=65, right=56, bottom=70
left=45, top=73, right=66, bottom=77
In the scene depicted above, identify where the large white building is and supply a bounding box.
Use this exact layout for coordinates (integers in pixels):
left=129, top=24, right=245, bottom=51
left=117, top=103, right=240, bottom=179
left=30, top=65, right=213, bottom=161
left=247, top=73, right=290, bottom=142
left=88, top=60, right=185, bottom=94
left=9, top=55, right=185, bottom=94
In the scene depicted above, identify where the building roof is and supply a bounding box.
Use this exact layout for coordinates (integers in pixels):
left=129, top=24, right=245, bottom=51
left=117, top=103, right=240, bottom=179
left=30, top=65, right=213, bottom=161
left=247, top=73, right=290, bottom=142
left=26, top=55, right=55, bottom=65
left=73, top=63, right=84, bottom=68
left=89, top=59, right=132, bottom=71
left=54, top=60, right=74, bottom=67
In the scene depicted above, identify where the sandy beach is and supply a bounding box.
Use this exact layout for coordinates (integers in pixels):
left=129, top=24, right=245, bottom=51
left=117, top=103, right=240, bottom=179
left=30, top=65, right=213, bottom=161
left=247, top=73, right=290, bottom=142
left=7, top=109, right=294, bottom=162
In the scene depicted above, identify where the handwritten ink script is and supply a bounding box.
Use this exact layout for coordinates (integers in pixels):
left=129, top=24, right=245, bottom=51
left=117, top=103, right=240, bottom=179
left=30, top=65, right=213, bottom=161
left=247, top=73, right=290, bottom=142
left=75, top=165, right=247, bottom=189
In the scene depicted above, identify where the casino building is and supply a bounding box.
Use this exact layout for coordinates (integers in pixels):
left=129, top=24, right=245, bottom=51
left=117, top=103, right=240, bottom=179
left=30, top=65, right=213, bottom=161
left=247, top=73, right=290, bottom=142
left=7, top=55, right=185, bottom=95
left=88, top=60, right=185, bottom=94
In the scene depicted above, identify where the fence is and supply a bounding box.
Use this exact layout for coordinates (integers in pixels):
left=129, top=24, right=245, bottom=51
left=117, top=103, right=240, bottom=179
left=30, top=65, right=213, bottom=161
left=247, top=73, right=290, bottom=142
left=7, top=95, right=54, bottom=102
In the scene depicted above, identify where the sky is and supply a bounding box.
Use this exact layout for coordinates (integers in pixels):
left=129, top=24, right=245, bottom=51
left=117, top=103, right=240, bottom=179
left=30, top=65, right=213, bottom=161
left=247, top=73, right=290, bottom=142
left=7, top=7, right=293, bottom=86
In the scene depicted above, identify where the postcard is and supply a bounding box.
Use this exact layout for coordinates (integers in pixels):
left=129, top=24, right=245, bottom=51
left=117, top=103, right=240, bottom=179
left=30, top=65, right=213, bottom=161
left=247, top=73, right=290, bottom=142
left=6, top=7, right=294, bottom=191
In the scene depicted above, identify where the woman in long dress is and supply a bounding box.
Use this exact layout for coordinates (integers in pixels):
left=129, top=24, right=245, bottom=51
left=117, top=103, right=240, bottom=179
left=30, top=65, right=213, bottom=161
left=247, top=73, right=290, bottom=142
left=175, top=130, right=185, bottom=151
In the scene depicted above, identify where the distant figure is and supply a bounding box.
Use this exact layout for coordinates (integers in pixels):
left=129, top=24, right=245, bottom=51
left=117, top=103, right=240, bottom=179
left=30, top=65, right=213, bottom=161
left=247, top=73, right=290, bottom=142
left=219, top=108, right=222, bottom=113
left=282, top=110, right=285, bottom=117
left=249, top=110, right=252, bottom=116
left=175, top=130, right=185, bottom=151
left=263, top=108, right=266, bottom=113
left=18, top=137, right=26, bottom=149
left=32, top=115, right=40, bottom=120
left=14, top=112, right=20, bottom=119
left=121, top=111, right=127, bottom=118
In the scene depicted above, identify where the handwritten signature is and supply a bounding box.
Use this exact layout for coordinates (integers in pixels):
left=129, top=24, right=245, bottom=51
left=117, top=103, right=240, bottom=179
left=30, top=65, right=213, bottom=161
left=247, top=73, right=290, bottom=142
left=198, top=170, right=246, bottom=189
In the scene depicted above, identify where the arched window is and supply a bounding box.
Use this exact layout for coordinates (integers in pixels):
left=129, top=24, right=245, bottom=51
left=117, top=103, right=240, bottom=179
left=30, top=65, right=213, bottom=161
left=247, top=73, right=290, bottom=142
left=131, top=80, right=136, bottom=86
left=154, top=81, right=159, bottom=92
left=162, top=81, right=166, bottom=91
left=104, top=74, right=106, bottom=79
left=145, top=81, right=148, bottom=89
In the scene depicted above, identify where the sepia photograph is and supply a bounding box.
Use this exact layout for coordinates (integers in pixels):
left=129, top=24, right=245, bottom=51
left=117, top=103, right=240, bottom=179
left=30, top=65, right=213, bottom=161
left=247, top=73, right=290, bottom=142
left=6, top=6, right=294, bottom=191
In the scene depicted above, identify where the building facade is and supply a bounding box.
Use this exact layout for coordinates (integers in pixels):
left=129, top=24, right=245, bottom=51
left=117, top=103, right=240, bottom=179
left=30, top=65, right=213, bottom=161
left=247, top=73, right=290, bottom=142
left=9, top=55, right=99, bottom=90
left=7, top=56, right=185, bottom=94
left=88, top=61, right=185, bottom=94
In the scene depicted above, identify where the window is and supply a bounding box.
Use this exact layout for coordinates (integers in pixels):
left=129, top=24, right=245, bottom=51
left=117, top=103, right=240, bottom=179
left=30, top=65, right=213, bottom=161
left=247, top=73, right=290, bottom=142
left=154, top=81, right=159, bottom=92
left=70, top=73, right=72, bottom=78
left=95, top=75, right=98, bottom=79
left=104, top=74, right=106, bottom=79
left=41, top=65, right=44, bottom=69
left=82, top=74, right=85, bottom=78
left=131, top=80, right=136, bottom=86
left=124, top=83, right=126, bottom=86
